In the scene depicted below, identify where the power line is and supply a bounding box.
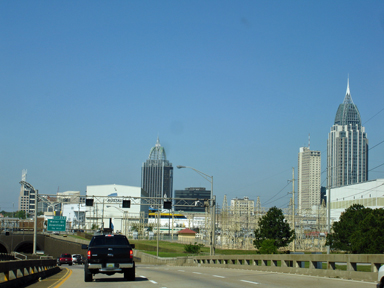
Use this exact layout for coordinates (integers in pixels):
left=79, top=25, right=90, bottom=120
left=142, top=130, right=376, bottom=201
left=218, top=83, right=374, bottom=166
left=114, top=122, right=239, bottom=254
left=369, top=162, right=384, bottom=172
left=263, top=182, right=291, bottom=206
left=369, top=140, right=384, bottom=151
left=363, top=107, right=384, bottom=125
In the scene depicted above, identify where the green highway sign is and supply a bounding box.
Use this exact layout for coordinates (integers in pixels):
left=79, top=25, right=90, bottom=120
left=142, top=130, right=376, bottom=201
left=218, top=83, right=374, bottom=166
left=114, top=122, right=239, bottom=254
left=47, top=219, right=66, bottom=231
left=53, top=216, right=67, bottom=220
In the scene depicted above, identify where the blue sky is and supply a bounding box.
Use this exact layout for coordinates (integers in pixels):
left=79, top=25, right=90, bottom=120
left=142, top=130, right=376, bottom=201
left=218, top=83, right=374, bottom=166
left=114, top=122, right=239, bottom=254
left=1, top=1, right=384, bottom=212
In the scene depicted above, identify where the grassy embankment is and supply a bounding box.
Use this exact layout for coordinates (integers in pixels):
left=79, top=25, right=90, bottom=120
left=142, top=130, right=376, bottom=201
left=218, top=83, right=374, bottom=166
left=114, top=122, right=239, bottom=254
left=129, top=240, right=255, bottom=257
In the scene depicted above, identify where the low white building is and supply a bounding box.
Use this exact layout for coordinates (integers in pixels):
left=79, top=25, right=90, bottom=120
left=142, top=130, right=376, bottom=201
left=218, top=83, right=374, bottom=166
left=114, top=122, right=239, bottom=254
left=329, top=178, right=384, bottom=221
left=85, top=184, right=149, bottom=234
left=62, top=203, right=87, bottom=230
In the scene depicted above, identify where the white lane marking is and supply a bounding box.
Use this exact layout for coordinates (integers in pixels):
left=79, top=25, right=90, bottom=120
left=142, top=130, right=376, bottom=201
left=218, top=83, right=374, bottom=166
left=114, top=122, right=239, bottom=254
left=213, top=275, right=225, bottom=278
left=241, top=280, right=259, bottom=285
left=193, top=272, right=202, bottom=274
left=149, top=280, right=158, bottom=284
left=140, top=275, right=146, bottom=278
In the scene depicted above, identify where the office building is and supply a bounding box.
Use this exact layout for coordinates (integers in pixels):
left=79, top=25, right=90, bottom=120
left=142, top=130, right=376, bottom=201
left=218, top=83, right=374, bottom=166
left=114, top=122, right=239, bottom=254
left=298, top=147, right=321, bottom=211
left=327, top=79, right=368, bottom=188
left=230, top=197, right=254, bottom=216
left=141, top=138, right=173, bottom=204
left=18, top=170, right=37, bottom=216
left=174, top=187, right=211, bottom=212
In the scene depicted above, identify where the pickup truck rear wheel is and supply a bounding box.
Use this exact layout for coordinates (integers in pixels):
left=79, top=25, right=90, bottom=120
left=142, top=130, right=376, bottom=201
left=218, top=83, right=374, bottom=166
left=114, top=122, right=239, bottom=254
left=123, top=263, right=135, bottom=281
left=84, top=268, right=93, bottom=282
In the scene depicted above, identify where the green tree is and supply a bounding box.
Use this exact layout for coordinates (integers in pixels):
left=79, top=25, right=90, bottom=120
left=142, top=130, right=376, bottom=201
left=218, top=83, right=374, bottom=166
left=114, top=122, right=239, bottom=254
left=326, top=204, right=372, bottom=253
left=350, top=208, right=384, bottom=253
left=14, top=210, right=26, bottom=219
left=253, top=206, right=295, bottom=250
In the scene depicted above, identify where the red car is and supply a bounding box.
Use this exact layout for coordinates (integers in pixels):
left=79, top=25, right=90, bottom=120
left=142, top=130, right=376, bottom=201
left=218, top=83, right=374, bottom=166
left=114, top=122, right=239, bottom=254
left=58, top=253, right=73, bottom=266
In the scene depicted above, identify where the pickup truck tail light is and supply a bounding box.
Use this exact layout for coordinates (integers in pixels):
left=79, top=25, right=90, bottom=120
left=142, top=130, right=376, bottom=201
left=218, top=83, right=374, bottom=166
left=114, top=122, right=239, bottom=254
left=130, top=250, right=133, bottom=259
left=87, top=250, right=91, bottom=260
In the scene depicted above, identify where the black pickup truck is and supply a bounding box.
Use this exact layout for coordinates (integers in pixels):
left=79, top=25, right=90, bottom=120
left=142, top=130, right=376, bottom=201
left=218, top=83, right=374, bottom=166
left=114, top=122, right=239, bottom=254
left=82, top=233, right=135, bottom=282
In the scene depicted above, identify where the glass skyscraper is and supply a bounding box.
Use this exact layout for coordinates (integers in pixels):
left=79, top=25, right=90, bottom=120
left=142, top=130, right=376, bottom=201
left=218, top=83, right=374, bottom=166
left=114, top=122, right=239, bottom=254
left=141, top=138, right=173, bottom=204
left=327, top=79, right=368, bottom=188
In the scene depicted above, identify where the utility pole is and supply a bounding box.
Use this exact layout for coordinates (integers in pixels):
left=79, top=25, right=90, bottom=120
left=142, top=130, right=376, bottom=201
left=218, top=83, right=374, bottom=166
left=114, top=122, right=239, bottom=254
left=292, top=167, right=295, bottom=252
left=101, top=199, right=105, bottom=231
left=327, top=185, right=331, bottom=254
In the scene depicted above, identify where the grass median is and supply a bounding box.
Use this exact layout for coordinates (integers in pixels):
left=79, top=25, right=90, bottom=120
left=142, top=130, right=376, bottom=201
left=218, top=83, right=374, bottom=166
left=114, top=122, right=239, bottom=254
left=130, top=240, right=255, bottom=257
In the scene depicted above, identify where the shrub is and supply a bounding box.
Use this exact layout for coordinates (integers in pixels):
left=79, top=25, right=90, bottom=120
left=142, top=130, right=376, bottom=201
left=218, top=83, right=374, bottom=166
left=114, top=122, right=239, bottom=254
left=184, top=242, right=203, bottom=254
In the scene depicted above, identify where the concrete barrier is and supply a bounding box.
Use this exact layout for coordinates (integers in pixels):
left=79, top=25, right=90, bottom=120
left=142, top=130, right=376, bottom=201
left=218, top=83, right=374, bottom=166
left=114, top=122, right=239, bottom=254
left=0, top=259, right=59, bottom=288
left=189, top=254, right=384, bottom=282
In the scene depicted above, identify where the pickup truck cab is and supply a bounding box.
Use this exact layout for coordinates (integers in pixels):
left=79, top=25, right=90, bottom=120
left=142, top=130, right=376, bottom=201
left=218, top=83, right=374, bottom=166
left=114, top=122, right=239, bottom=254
left=82, top=234, right=135, bottom=282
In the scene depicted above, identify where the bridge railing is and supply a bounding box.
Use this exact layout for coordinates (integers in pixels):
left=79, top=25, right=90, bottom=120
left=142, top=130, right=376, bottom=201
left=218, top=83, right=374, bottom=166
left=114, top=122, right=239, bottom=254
left=190, top=253, right=384, bottom=282
left=0, top=259, right=58, bottom=287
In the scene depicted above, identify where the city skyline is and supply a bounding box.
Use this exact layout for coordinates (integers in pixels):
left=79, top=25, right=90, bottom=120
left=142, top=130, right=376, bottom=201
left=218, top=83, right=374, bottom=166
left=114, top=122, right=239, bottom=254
left=1, top=1, right=384, bottom=212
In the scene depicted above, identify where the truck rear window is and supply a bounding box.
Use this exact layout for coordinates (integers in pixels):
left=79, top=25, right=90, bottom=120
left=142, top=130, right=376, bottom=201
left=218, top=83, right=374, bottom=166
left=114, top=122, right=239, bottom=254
left=91, top=236, right=129, bottom=246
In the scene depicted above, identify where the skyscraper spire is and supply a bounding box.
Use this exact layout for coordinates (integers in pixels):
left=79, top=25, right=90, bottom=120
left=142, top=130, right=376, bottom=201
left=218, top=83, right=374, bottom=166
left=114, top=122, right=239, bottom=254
left=346, top=75, right=350, bottom=96
left=343, top=76, right=353, bottom=104
left=335, top=76, right=361, bottom=126
left=149, top=137, right=166, bottom=160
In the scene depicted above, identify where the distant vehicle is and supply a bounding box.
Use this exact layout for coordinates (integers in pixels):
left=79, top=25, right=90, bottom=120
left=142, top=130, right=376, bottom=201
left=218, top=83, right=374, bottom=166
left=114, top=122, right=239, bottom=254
left=72, top=254, right=84, bottom=265
left=58, top=253, right=73, bottom=266
left=82, top=234, right=135, bottom=282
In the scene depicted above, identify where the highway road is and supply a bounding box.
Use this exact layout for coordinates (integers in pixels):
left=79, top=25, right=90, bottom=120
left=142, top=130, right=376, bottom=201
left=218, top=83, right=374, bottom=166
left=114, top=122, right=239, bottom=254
left=32, top=264, right=376, bottom=288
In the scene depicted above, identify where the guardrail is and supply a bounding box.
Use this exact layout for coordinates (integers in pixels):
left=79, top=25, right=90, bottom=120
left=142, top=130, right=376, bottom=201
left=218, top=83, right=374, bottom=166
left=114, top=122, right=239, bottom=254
left=190, top=254, right=384, bottom=282
left=11, top=252, right=26, bottom=260
left=0, top=259, right=59, bottom=288
left=0, top=254, right=15, bottom=261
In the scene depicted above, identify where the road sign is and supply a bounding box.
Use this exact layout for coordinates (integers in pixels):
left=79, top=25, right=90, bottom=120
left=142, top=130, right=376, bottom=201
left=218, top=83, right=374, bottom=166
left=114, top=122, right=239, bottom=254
left=47, top=219, right=66, bottom=231
left=53, top=216, right=67, bottom=220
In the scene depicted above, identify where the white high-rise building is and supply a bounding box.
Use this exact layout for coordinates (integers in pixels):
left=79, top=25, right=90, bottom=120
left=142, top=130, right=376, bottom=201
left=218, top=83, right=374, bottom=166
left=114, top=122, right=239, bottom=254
left=298, top=147, right=321, bottom=211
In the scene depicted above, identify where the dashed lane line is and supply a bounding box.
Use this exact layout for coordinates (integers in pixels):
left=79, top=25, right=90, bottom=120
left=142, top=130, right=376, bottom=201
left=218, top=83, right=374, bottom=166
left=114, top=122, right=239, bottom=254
left=213, top=275, right=225, bottom=278
left=241, top=280, right=259, bottom=285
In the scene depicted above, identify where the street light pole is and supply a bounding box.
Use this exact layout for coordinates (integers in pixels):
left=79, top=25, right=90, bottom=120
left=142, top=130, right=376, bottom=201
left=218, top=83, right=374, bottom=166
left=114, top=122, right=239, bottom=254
left=100, top=199, right=105, bottom=232
left=177, top=165, right=215, bottom=255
